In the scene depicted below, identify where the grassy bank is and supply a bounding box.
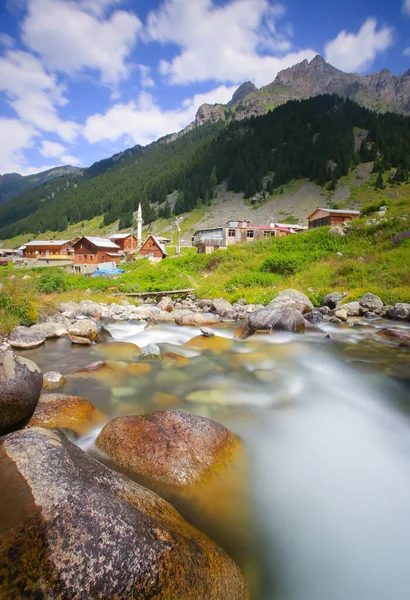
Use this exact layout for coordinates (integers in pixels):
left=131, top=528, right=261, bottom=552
left=1, top=213, right=409, bottom=337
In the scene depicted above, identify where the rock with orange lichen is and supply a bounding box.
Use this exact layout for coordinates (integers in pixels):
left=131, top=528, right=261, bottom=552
left=0, top=428, right=248, bottom=600
left=184, top=335, right=233, bottom=353
left=96, top=409, right=238, bottom=488
left=26, top=393, right=105, bottom=435
left=125, top=362, right=152, bottom=376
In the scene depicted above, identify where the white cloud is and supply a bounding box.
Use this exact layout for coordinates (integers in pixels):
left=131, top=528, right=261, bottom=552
left=0, top=33, right=15, bottom=48
left=404, top=47, right=410, bottom=56
left=0, top=118, right=38, bottom=174
left=0, top=49, right=80, bottom=141
left=138, top=65, right=155, bottom=88
left=60, top=154, right=81, bottom=165
left=22, top=0, right=142, bottom=87
left=324, top=18, right=394, bottom=73
left=403, top=0, right=410, bottom=16
left=146, top=0, right=316, bottom=87
left=84, top=85, right=238, bottom=146
left=39, top=140, right=66, bottom=158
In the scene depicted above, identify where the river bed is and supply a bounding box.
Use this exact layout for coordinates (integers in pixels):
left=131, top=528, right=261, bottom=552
left=17, top=317, right=410, bottom=600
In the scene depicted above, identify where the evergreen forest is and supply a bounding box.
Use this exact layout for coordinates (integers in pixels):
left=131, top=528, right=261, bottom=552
left=0, top=94, right=409, bottom=240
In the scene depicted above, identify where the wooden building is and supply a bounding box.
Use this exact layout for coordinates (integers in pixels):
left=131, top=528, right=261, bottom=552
left=139, top=235, right=167, bottom=262
left=72, top=236, right=121, bottom=266
left=109, top=233, right=138, bottom=253
left=23, top=240, right=72, bottom=259
left=308, top=208, right=360, bottom=229
left=192, top=220, right=301, bottom=254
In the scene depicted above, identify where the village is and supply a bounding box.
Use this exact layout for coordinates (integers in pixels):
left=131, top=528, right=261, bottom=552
left=0, top=206, right=361, bottom=272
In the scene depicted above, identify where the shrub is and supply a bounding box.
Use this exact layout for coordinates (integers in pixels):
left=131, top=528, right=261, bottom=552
left=0, top=279, right=38, bottom=328
left=261, top=252, right=308, bottom=275
left=37, top=269, right=66, bottom=294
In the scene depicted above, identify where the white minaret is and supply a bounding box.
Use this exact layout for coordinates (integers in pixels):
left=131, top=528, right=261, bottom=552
left=137, top=203, right=143, bottom=247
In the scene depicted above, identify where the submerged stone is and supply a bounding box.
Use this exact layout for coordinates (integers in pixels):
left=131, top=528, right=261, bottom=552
left=26, top=393, right=105, bottom=435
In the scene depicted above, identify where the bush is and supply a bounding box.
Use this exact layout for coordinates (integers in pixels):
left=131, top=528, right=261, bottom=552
left=37, top=269, right=66, bottom=294
left=0, top=279, right=38, bottom=329
left=260, top=252, right=308, bottom=275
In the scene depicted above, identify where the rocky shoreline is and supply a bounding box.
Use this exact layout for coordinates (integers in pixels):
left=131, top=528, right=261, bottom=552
left=1, top=288, right=409, bottom=353
left=0, top=288, right=409, bottom=597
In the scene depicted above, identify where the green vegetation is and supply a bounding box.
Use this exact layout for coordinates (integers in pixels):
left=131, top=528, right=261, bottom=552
left=1, top=95, right=409, bottom=241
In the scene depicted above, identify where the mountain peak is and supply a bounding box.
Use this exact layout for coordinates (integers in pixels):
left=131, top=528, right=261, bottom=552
left=227, top=81, right=258, bottom=107
left=310, top=54, right=327, bottom=66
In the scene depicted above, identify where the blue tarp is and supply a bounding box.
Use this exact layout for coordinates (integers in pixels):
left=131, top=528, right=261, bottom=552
left=92, top=268, right=124, bottom=276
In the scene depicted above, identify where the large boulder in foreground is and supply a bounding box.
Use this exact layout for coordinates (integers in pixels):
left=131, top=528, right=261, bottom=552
left=26, top=393, right=105, bottom=435
left=0, top=352, right=42, bottom=434
left=0, top=428, right=248, bottom=600
left=237, top=307, right=305, bottom=338
left=96, top=410, right=237, bottom=488
left=267, top=289, right=313, bottom=314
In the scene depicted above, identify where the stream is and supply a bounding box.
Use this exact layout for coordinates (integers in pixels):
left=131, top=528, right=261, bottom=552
left=18, top=317, right=410, bottom=600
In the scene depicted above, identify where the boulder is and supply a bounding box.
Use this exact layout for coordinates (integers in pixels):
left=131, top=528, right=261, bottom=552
left=211, top=298, right=233, bottom=316
left=69, top=335, right=92, bottom=346
left=174, top=312, right=222, bottom=327
left=267, top=289, right=313, bottom=314
left=69, top=319, right=99, bottom=341
left=200, top=327, right=215, bottom=338
left=197, top=299, right=213, bottom=309
left=0, top=352, right=42, bottom=434
left=0, top=428, right=248, bottom=600
left=304, top=310, right=323, bottom=325
left=340, top=301, right=361, bottom=316
left=157, top=296, right=173, bottom=312
left=387, top=303, right=410, bottom=321
left=375, top=328, right=410, bottom=344
left=328, top=226, right=345, bottom=236
left=79, top=300, right=103, bottom=319
left=31, top=322, right=68, bottom=338
left=42, top=371, right=65, bottom=390
left=184, top=335, right=233, bottom=353
left=244, top=307, right=306, bottom=336
left=26, top=393, right=105, bottom=435
left=322, top=292, right=347, bottom=309
left=334, top=308, right=348, bottom=322
left=8, top=326, right=46, bottom=349
left=359, top=293, right=384, bottom=313
left=96, top=410, right=237, bottom=488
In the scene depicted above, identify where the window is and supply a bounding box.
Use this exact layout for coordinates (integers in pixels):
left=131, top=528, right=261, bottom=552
left=228, top=229, right=235, bottom=238
left=247, top=230, right=254, bottom=239
left=264, top=230, right=275, bottom=238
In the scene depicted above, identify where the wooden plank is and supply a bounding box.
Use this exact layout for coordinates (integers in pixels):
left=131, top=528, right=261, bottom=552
left=112, top=288, right=194, bottom=298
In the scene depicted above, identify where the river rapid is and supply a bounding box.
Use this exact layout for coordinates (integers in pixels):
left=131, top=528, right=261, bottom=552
left=18, top=317, right=410, bottom=600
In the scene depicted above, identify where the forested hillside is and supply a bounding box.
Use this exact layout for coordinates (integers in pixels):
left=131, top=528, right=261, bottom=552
left=0, top=95, right=409, bottom=240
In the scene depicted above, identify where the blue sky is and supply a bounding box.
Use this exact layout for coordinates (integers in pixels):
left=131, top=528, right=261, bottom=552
left=0, top=0, right=409, bottom=175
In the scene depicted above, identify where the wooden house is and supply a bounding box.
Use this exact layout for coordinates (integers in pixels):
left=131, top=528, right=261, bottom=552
left=139, top=235, right=167, bottom=262
left=23, top=240, right=72, bottom=259
left=192, top=220, right=301, bottom=254
left=308, top=208, right=360, bottom=229
left=109, top=233, right=138, bottom=253
left=72, top=236, right=121, bottom=266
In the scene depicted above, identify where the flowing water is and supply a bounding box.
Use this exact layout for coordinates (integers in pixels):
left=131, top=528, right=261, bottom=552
left=18, top=317, right=410, bottom=600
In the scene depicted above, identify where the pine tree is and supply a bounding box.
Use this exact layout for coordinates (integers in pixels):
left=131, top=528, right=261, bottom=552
left=244, top=179, right=256, bottom=199
left=209, top=165, right=217, bottom=189
left=375, top=171, right=385, bottom=189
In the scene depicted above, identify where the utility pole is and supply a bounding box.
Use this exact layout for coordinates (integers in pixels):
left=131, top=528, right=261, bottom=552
left=175, top=216, right=183, bottom=255
left=137, top=203, right=143, bottom=247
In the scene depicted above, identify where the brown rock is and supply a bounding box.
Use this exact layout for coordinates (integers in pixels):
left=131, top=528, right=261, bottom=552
left=174, top=312, right=222, bottom=327
left=125, top=362, right=152, bottom=375
left=0, top=428, right=248, bottom=600
left=184, top=335, right=233, bottom=353
left=26, top=393, right=105, bottom=435
left=96, top=410, right=237, bottom=487
left=375, top=328, right=410, bottom=344
left=69, top=335, right=92, bottom=345
left=0, top=352, right=42, bottom=434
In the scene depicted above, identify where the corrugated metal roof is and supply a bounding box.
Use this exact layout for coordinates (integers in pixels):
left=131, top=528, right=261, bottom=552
left=316, top=208, right=361, bottom=215
left=81, top=236, right=120, bottom=249
left=24, top=240, right=70, bottom=247
left=110, top=233, right=135, bottom=239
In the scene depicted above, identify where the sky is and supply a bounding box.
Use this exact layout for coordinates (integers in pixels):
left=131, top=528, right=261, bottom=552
left=0, top=0, right=409, bottom=176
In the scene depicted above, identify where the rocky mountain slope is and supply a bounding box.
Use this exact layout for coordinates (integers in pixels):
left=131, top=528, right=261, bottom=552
left=0, top=165, right=81, bottom=204
left=193, top=55, right=410, bottom=128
